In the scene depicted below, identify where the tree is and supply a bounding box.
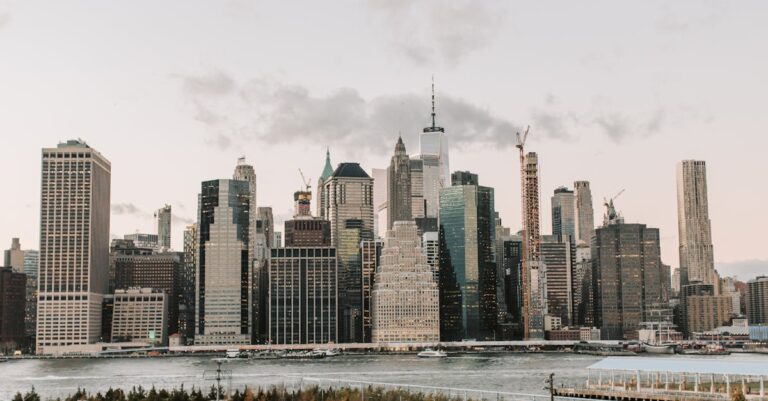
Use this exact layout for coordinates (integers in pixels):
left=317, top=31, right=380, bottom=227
left=732, top=387, right=746, bottom=401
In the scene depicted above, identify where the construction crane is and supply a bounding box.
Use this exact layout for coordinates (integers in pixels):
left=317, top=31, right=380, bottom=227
left=515, top=125, right=531, bottom=340
left=298, top=168, right=312, bottom=192
left=603, top=188, right=626, bottom=224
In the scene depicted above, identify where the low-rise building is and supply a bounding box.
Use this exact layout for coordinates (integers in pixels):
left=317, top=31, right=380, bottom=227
left=111, top=288, right=168, bottom=346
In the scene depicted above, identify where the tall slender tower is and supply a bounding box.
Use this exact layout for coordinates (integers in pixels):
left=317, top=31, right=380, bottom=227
left=676, top=160, right=717, bottom=289
left=37, top=140, right=111, bottom=355
left=418, top=78, right=449, bottom=218
left=387, top=136, right=412, bottom=229
left=573, top=181, right=595, bottom=248
left=155, top=204, right=172, bottom=250
left=317, top=148, right=334, bottom=219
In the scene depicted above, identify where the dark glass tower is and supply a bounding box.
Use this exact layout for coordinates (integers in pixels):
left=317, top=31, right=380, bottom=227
left=438, top=171, right=497, bottom=340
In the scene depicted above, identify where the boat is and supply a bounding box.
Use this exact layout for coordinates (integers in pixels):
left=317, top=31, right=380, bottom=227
left=225, top=349, right=244, bottom=358
left=417, top=349, right=447, bottom=358
left=313, top=348, right=340, bottom=357
left=642, top=343, right=675, bottom=354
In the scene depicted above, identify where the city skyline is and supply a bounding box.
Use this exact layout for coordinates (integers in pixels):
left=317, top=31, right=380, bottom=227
left=1, top=2, right=767, bottom=280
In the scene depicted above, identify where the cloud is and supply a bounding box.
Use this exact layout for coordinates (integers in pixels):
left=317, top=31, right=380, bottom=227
left=366, top=0, right=508, bottom=66
left=592, top=110, right=665, bottom=142
left=177, top=71, right=528, bottom=153
left=111, top=203, right=146, bottom=216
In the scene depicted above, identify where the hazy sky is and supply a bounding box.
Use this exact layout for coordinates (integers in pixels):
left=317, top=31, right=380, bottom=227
left=1, top=1, right=766, bottom=279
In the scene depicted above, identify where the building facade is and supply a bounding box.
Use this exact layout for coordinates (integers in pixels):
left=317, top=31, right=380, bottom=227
left=747, top=276, right=768, bottom=325
left=37, top=140, right=111, bottom=355
left=268, top=247, right=338, bottom=344
left=680, top=283, right=732, bottom=336
left=180, top=224, right=197, bottom=341
left=361, top=238, right=383, bottom=343
left=0, top=267, right=26, bottom=345
left=111, top=288, right=168, bottom=345
left=4, top=238, right=24, bottom=272
left=551, top=187, right=575, bottom=239
left=372, top=221, right=439, bottom=342
left=387, top=137, right=412, bottom=229
left=541, top=235, right=575, bottom=326
left=438, top=171, right=497, bottom=341
left=589, top=221, right=664, bottom=340
left=156, top=205, right=172, bottom=250
left=195, top=179, right=252, bottom=345
left=677, top=160, right=717, bottom=288
left=573, top=181, right=595, bottom=248
left=322, top=162, right=374, bottom=343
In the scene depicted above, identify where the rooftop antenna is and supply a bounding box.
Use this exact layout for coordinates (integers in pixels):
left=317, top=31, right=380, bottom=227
left=431, top=75, right=436, bottom=128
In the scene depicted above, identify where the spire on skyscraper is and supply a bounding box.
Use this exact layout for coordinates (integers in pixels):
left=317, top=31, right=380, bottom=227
left=424, top=76, right=444, bottom=133
left=319, top=147, right=334, bottom=182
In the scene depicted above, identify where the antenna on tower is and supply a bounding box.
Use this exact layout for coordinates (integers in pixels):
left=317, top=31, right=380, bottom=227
left=431, top=75, right=436, bottom=128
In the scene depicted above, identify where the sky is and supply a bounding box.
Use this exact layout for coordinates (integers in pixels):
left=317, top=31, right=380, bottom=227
left=1, top=1, right=767, bottom=280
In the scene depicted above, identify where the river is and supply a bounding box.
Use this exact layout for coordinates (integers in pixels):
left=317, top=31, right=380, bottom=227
left=2, top=353, right=766, bottom=400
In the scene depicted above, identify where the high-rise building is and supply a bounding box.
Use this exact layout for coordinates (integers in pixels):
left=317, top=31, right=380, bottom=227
left=541, top=235, right=575, bottom=326
left=322, top=162, right=374, bottom=343
left=410, top=159, right=425, bottom=219
left=180, top=224, right=197, bottom=341
left=4, top=238, right=24, bottom=272
left=111, top=288, right=168, bottom=346
left=268, top=247, right=338, bottom=344
left=372, top=167, right=388, bottom=239
left=372, top=221, right=439, bottom=342
left=417, top=80, right=449, bottom=219
left=37, top=140, right=111, bottom=355
left=284, top=190, right=331, bottom=247
left=747, top=276, right=768, bottom=325
left=589, top=213, right=664, bottom=340
left=317, top=148, right=334, bottom=219
left=155, top=205, right=172, bottom=250
left=551, top=187, right=575, bottom=239
left=520, top=152, right=544, bottom=340
left=387, top=137, right=412, bottom=229
left=113, top=246, right=182, bottom=335
left=422, top=231, right=439, bottom=282
left=680, top=283, right=732, bottom=337
left=677, top=160, right=717, bottom=289
left=233, top=157, right=257, bottom=210
left=494, top=214, right=511, bottom=323
left=22, top=250, right=38, bottom=278
left=438, top=226, right=463, bottom=341
left=671, top=268, right=681, bottom=297
left=361, top=238, right=383, bottom=343
left=195, top=179, right=252, bottom=345
left=438, top=171, right=497, bottom=340
left=721, top=276, right=743, bottom=318
left=573, top=181, right=595, bottom=248
left=502, top=236, right=523, bottom=335
left=253, top=207, right=273, bottom=342
left=0, top=267, right=26, bottom=346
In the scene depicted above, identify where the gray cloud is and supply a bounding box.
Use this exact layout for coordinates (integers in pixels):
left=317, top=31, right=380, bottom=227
left=178, top=71, right=527, bottom=153
left=593, top=110, right=665, bottom=143
left=366, top=0, right=508, bottom=66
left=111, top=203, right=146, bottom=216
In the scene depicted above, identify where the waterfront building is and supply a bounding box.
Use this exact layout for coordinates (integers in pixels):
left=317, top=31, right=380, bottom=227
left=180, top=224, right=197, bottom=341
left=0, top=267, right=26, bottom=345
left=541, top=235, right=575, bottom=326
left=721, top=276, right=743, bottom=317
left=113, top=247, right=182, bottom=335
left=3, top=238, right=24, bottom=272
left=677, top=160, right=718, bottom=288
left=680, top=282, right=732, bottom=337
left=361, top=238, right=383, bottom=343
left=25, top=274, right=37, bottom=340
left=588, top=207, right=664, bottom=340
left=155, top=204, right=172, bottom=250
left=520, top=152, right=544, bottom=340
left=438, top=171, right=496, bottom=340
left=322, top=162, right=374, bottom=343
left=551, top=187, right=575, bottom=239
left=268, top=247, right=338, bottom=344
left=494, top=214, right=512, bottom=323
left=253, top=207, right=274, bottom=342
left=371, top=221, right=439, bottom=342
left=194, top=179, right=252, bottom=345
left=37, top=140, right=111, bottom=355
left=123, top=233, right=159, bottom=249
left=111, top=288, right=168, bottom=346
left=502, top=236, right=523, bottom=334
left=387, top=137, right=412, bottom=229
left=747, top=276, right=768, bottom=324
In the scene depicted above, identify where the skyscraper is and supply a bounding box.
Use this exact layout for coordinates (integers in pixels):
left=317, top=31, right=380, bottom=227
left=520, top=152, right=544, bottom=340
left=588, top=208, right=664, bottom=340
left=494, top=213, right=512, bottom=323
left=37, top=140, right=111, bottom=355
left=502, top=236, right=523, bottom=336
left=253, top=207, right=273, bottom=342
left=322, top=162, right=374, bottom=342
left=573, top=181, right=595, bottom=248
left=372, top=221, right=439, bottom=342
left=195, top=179, right=252, bottom=345
left=438, top=171, right=497, bottom=340
left=0, top=267, right=26, bottom=346
left=677, top=160, right=717, bottom=289
left=418, top=80, right=449, bottom=219
left=387, top=136, right=412, bottom=229
left=361, top=238, right=383, bottom=343
left=180, top=224, right=197, bottom=341
left=746, top=276, right=768, bottom=325
left=541, top=235, right=575, bottom=326
left=156, top=204, right=172, bottom=250
left=4, top=238, right=24, bottom=272
left=551, top=187, right=575, bottom=239
left=317, top=149, right=334, bottom=219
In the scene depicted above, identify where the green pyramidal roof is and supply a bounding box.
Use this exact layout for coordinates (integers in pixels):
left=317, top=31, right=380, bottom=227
left=319, top=148, right=334, bottom=181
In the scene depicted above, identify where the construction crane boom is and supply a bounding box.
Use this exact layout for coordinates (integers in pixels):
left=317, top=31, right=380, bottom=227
left=298, top=169, right=311, bottom=192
